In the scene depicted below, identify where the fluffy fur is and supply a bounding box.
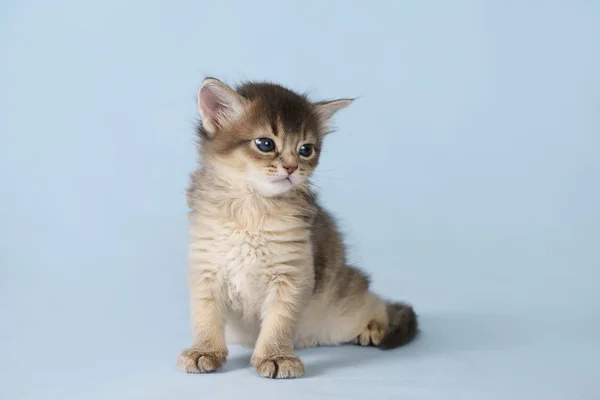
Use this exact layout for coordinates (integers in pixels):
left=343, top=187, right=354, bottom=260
left=177, top=77, right=418, bottom=379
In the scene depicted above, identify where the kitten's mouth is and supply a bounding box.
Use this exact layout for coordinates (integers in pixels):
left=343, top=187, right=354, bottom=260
left=271, top=176, right=292, bottom=184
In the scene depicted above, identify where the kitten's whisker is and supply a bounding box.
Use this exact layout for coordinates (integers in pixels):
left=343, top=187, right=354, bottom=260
left=313, top=174, right=342, bottom=181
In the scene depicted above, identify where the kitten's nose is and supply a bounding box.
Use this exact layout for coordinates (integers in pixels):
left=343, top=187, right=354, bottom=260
left=284, top=165, right=297, bottom=175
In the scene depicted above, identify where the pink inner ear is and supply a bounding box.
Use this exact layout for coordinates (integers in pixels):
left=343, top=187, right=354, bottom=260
left=199, top=86, right=222, bottom=118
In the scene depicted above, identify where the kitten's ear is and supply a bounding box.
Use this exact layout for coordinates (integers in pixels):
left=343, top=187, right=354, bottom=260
left=198, top=78, right=247, bottom=135
left=313, top=98, right=354, bottom=133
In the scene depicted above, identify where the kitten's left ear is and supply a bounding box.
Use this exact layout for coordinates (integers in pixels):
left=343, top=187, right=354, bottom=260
left=313, top=98, right=354, bottom=132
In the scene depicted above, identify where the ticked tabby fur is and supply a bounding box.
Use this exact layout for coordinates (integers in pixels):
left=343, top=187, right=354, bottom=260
left=177, top=77, right=418, bottom=379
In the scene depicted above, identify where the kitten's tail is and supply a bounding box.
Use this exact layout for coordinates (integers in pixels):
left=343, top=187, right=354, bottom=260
left=378, top=302, right=419, bottom=350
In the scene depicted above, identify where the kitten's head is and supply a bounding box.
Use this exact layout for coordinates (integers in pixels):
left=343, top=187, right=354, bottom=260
left=195, top=78, right=352, bottom=197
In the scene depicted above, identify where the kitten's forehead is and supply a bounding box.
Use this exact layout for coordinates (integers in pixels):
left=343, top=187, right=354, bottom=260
left=236, top=82, right=321, bottom=137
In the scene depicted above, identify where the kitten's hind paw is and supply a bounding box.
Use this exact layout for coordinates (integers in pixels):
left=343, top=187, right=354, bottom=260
left=351, top=320, right=386, bottom=347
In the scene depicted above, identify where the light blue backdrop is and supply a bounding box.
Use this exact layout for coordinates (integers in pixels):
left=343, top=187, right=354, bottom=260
left=1, top=1, right=598, bottom=399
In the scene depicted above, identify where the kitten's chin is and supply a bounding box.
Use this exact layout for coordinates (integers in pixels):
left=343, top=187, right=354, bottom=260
left=250, top=176, right=298, bottom=197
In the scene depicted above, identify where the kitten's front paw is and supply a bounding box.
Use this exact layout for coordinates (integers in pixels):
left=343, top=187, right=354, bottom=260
left=252, top=354, right=305, bottom=379
left=177, top=347, right=227, bottom=373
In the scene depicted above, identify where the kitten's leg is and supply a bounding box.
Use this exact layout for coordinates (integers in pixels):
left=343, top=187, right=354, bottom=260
left=294, top=269, right=417, bottom=349
left=177, top=269, right=228, bottom=373
left=349, top=297, right=388, bottom=346
left=250, top=270, right=312, bottom=379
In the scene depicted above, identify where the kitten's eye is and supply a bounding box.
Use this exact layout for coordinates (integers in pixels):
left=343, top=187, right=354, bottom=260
left=255, top=138, right=275, bottom=152
left=299, top=144, right=313, bottom=157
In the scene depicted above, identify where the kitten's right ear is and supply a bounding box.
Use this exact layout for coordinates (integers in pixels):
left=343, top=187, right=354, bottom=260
left=198, top=78, right=247, bottom=136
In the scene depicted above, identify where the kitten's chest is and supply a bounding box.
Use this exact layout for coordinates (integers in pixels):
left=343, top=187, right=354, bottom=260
left=217, top=228, right=269, bottom=294
left=192, top=214, right=310, bottom=311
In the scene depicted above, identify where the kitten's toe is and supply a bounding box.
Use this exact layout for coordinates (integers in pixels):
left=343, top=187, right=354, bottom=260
left=177, top=348, right=227, bottom=373
left=253, top=354, right=305, bottom=379
left=354, top=320, right=386, bottom=347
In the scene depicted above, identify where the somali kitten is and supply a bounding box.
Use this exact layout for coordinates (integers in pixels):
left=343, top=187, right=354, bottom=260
left=177, top=77, right=418, bottom=379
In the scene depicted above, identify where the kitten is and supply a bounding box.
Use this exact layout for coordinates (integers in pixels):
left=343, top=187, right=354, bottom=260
left=177, top=77, right=418, bottom=379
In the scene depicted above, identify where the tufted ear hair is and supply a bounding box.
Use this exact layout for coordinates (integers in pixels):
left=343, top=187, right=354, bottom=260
left=197, top=77, right=247, bottom=136
left=313, top=98, right=354, bottom=133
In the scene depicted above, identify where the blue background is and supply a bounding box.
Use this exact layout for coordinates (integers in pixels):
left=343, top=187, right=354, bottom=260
left=1, top=1, right=598, bottom=399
